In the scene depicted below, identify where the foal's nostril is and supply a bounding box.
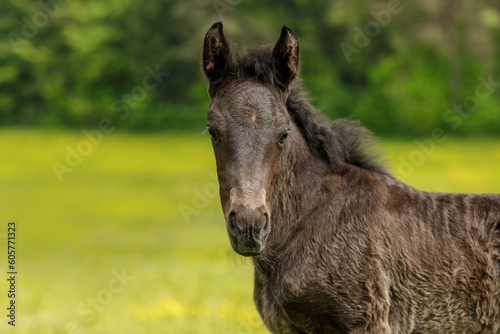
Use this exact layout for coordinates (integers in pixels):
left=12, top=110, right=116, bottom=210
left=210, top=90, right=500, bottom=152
left=227, top=207, right=270, bottom=241
left=228, top=211, right=239, bottom=237
left=261, top=212, right=270, bottom=237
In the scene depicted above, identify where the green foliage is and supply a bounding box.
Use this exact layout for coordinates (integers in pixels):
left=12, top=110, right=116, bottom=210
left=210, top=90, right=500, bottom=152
left=1, top=0, right=499, bottom=136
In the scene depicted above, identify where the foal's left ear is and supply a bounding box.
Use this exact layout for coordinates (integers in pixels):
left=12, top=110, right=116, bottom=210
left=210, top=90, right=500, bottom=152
left=273, top=26, right=300, bottom=88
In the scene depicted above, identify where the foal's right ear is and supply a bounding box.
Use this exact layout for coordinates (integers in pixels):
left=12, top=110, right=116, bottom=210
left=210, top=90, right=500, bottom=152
left=203, top=22, right=232, bottom=88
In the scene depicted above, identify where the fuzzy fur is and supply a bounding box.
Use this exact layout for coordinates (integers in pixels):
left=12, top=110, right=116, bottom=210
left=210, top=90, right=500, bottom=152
left=202, top=22, right=500, bottom=333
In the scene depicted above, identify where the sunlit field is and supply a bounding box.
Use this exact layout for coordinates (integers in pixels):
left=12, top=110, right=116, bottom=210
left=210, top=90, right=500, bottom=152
left=0, top=129, right=498, bottom=333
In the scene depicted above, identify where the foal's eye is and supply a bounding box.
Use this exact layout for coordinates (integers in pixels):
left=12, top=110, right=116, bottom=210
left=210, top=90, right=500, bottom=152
left=208, top=128, right=218, bottom=141
left=278, top=130, right=290, bottom=145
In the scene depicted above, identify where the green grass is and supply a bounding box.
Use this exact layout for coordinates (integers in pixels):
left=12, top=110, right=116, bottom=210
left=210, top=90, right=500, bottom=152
left=0, top=128, right=498, bottom=333
left=382, top=138, right=500, bottom=193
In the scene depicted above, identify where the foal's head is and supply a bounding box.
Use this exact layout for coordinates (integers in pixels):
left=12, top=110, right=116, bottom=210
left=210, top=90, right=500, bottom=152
left=202, top=22, right=300, bottom=256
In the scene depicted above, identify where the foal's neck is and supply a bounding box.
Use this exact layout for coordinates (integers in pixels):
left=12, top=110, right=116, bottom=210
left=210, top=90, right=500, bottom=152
left=266, top=121, right=331, bottom=246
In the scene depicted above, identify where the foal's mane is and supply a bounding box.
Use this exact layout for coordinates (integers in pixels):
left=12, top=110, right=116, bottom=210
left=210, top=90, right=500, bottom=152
left=230, top=44, right=388, bottom=175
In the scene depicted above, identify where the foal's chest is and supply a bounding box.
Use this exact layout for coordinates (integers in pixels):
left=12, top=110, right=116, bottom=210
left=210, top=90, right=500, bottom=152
left=254, top=271, right=356, bottom=333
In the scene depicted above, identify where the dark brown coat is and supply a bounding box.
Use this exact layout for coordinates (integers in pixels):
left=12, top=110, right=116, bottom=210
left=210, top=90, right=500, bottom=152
left=202, top=22, right=500, bottom=333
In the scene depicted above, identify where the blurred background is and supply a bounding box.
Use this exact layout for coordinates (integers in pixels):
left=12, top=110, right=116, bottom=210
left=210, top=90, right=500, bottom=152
left=2, top=0, right=500, bottom=135
left=0, top=0, right=499, bottom=333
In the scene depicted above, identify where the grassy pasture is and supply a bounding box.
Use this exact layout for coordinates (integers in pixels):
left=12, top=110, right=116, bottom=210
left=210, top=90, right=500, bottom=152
left=0, top=128, right=498, bottom=333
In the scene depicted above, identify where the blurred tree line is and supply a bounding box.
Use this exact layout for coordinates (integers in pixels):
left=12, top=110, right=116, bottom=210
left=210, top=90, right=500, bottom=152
left=1, top=0, right=500, bottom=136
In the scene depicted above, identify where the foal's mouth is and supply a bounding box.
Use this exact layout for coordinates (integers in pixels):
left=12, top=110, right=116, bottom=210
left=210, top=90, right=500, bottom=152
left=229, top=234, right=266, bottom=257
left=234, top=249, right=263, bottom=257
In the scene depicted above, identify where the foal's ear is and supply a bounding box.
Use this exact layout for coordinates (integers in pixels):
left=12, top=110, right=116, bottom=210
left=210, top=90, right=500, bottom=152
left=203, top=22, right=232, bottom=87
left=272, top=26, right=300, bottom=88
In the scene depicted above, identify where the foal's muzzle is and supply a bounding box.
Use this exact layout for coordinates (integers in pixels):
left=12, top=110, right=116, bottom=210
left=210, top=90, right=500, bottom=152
left=227, top=204, right=270, bottom=257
